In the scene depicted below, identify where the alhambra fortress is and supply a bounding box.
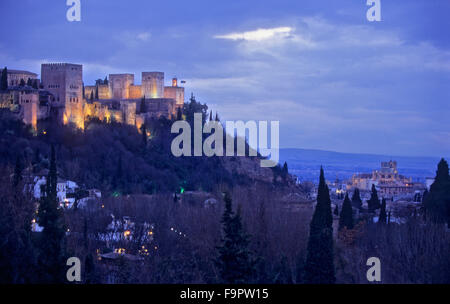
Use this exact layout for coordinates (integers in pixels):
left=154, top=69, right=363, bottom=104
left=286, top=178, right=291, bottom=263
left=0, top=63, right=184, bottom=130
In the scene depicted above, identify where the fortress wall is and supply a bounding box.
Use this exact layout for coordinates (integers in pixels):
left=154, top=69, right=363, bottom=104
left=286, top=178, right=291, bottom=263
left=0, top=92, right=13, bottom=108
left=98, top=84, right=111, bottom=99
left=129, top=85, right=142, bottom=99
left=84, top=86, right=95, bottom=99
left=6, top=72, right=38, bottom=87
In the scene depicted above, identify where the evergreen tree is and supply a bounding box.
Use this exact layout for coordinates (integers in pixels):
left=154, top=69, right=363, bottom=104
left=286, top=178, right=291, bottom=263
left=209, top=110, right=213, bottom=121
left=216, top=192, right=256, bottom=284
left=1, top=67, right=8, bottom=90
left=351, top=188, right=363, bottom=209
left=32, top=79, right=39, bottom=89
left=90, top=91, right=94, bottom=101
left=141, top=124, right=148, bottom=147
left=26, top=78, right=33, bottom=86
left=423, top=158, right=450, bottom=226
left=104, top=76, right=108, bottom=85
left=0, top=169, right=37, bottom=283
left=367, top=184, right=381, bottom=212
left=19, top=78, right=26, bottom=87
left=282, top=161, right=288, bottom=179
left=140, top=97, right=146, bottom=113
left=334, top=204, right=339, bottom=216
left=13, top=155, right=23, bottom=188
left=82, top=82, right=85, bottom=98
left=379, top=198, right=387, bottom=225
left=37, top=145, right=66, bottom=283
left=339, top=193, right=354, bottom=230
left=95, top=85, right=99, bottom=100
left=176, top=107, right=182, bottom=121
left=304, top=167, right=335, bottom=284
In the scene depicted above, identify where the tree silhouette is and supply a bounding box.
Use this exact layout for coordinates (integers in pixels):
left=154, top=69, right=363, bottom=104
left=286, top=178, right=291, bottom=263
left=304, top=167, right=335, bottom=284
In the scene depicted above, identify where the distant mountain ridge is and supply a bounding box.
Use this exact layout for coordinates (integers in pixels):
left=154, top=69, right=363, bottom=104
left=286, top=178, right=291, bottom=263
left=279, top=148, right=445, bottom=183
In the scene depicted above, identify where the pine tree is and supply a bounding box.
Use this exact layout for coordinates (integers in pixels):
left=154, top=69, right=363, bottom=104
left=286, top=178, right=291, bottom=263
left=19, top=78, right=26, bottom=87
left=1, top=67, right=8, bottom=90
left=37, top=145, right=66, bottom=283
left=423, top=158, right=450, bottom=226
left=304, top=167, right=335, bottom=284
left=367, top=184, right=381, bottom=212
left=379, top=198, right=387, bottom=225
left=351, top=188, right=362, bottom=209
left=339, top=193, right=354, bottom=230
left=216, top=192, right=256, bottom=283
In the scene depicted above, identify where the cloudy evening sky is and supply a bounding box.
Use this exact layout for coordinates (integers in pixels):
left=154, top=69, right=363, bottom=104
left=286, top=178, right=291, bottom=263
left=1, top=0, right=449, bottom=157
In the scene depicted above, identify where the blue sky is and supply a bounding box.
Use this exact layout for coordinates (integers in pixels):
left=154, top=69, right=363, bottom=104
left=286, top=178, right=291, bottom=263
left=1, top=0, right=449, bottom=157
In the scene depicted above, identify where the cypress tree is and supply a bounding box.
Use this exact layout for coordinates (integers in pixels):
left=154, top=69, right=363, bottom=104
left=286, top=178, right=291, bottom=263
left=141, top=124, right=148, bottom=147
left=282, top=162, right=288, bottom=178
left=90, top=91, right=94, bottom=101
left=216, top=192, right=256, bottom=284
left=339, top=193, right=354, bottom=230
left=379, top=198, right=387, bottom=225
left=27, top=78, right=33, bottom=86
left=367, top=184, right=381, bottom=212
left=351, top=188, right=362, bottom=209
left=304, top=167, right=335, bottom=284
left=104, top=76, right=108, bottom=85
left=19, top=78, right=26, bottom=87
left=1, top=67, right=8, bottom=90
left=95, top=85, right=99, bottom=99
left=13, top=155, right=23, bottom=188
left=37, top=145, right=66, bottom=283
left=176, top=107, right=182, bottom=121
left=423, top=158, right=450, bottom=226
left=32, top=79, right=38, bottom=89
left=334, top=204, right=339, bottom=216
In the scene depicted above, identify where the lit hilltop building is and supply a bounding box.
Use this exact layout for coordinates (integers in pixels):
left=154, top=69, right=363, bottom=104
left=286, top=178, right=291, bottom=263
left=0, top=63, right=184, bottom=130
left=348, top=161, right=422, bottom=198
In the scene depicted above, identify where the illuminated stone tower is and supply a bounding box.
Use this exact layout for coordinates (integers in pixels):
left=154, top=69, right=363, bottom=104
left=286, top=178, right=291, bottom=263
left=109, top=74, right=134, bottom=99
left=142, top=72, right=164, bottom=98
left=164, top=77, right=185, bottom=106
left=41, top=63, right=84, bottom=129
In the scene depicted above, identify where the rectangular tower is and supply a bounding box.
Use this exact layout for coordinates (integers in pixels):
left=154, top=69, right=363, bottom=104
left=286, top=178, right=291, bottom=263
left=109, top=74, right=134, bottom=99
left=142, top=72, right=164, bottom=99
left=41, top=63, right=84, bottom=128
left=164, top=77, right=185, bottom=106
